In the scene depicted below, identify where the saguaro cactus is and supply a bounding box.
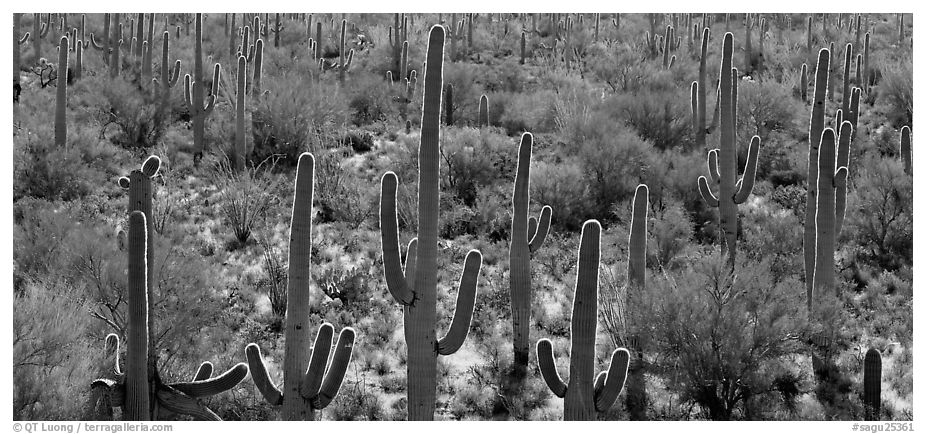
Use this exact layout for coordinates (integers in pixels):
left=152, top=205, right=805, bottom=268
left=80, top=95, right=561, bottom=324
left=537, top=220, right=631, bottom=421
left=234, top=55, right=247, bottom=170
left=693, top=27, right=711, bottom=147
left=14, top=13, right=29, bottom=101
left=697, top=33, right=761, bottom=267
left=478, top=94, right=489, bottom=127
left=624, top=184, right=649, bottom=420
left=157, top=32, right=181, bottom=110
left=444, top=83, right=454, bottom=126
left=89, top=211, right=249, bottom=421
left=900, top=126, right=912, bottom=175
left=863, top=348, right=882, bottom=421
left=509, top=132, right=552, bottom=379
left=32, top=13, right=50, bottom=61
left=379, top=25, right=483, bottom=420
left=800, top=63, right=808, bottom=102
left=804, top=47, right=830, bottom=311
left=841, top=43, right=853, bottom=115
left=56, top=36, right=68, bottom=148
left=184, top=13, right=221, bottom=164
left=246, top=153, right=356, bottom=420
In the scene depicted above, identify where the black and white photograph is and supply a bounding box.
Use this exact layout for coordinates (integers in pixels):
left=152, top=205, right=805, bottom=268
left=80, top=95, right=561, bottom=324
left=8, top=6, right=916, bottom=427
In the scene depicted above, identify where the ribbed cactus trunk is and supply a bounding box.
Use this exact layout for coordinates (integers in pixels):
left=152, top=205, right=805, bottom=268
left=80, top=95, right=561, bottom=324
left=110, top=14, right=121, bottom=78
left=625, top=184, right=648, bottom=420
left=235, top=55, right=247, bottom=170
left=125, top=211, right=150, bottom=421
left=379, top=26, right=482, bottom=421
left=841, top=43, right=853, bottom=115
left=537, top=221, right=630, bottom=421
left=55, top=36, right=68, bottom=148
left=444, top=83, right=454, bottom=126
left=805, top=47, right=829, bottom=311
left=478, top=94, right=489, bottom=127
left=695, top=27, right=710, bottom=147
left=159, top=32, right=180, bottom=111
left=509, top=133, right=551, bottom=379
left=519, top=32, right=526, bottom=65
left=900, top=126, right=912, bottom=175
left=185, top=14, right=219, bottom=166
left=339, top=20, right=346, bottom=84
left=863, top=348, right=882, bottom=421
left=800, top=63, right=808, bottom=102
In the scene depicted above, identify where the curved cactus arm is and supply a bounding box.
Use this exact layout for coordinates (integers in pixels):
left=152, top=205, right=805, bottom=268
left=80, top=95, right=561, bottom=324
left=536, top=339, right=567, bottom=398
left=168, top=363, right=248, bottom=398
left=527, top=217, right=538, bottom=242
left=404, top=238, right=418, bottom=281
left=300, top=323, right=334, bottom=400
left=379, top=172, right=415, bottom=305
left=706, top=86, right=721, bottom=133
left=40, top=21, right=50, bottom=38
left=169, top=60, right=181, bottom=86
left=594, top=348, right=630, bottom=412
left=105, top=333, right=123, bottom=376
left=529, top=206, right=553, bottom=254
left=20, top=32, right=30, bottom=44
left=183, top=74, right=193, bottom=110
left=192, top=361, right=213, bottom=381
left=90, top=33, right=104, bottom=50
left=437, top=250, right=482, bottom=355
left=142, top=155, right=161, bottom=177
left=204, top=64, right=221, bottom=114
left=707, top=149, right=720, bottom=183
left=698, top=176, right=719, bottom=207
left=312, top=327, right=356, bottom=409
left=155, top=386, right=221, bottom=421
left=244, top=343, right=284, bottom=405
left=734, top=136, right=761, bottom=204
left=835, top=121, right=853, bottom=236
left=118, top=177, right=131, bottom=189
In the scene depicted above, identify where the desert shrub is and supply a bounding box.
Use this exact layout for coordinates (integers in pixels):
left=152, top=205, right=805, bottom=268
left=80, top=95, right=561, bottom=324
left=314, top=149, right=377, bottom=228
left=530, top=159, right=593, bottom=231
left=444, top=62, right=486, bottom=125
left=207, top=158, right=283, bottom=245
left=13, top=128, right=97, bottom=201
left=878, top=57, right=912, bottom=128
left=736, top=76, right=800, bottom=137
left=345, top=71, right=397, bottom=125
left=440, top=127, right=516, bottom=206
left=494, top=89, right=558, bottom=135
left=327, top=374, right=388, bottom=420
left=250, top=71, right=349, bottom=165
left=645, top=197, right=693, bottom=270
left=78, top=75, right=167, bottom=148
left=256, top=238, right=287, bottom=318
left=845, top=155, right=912, bottom=271
left=642, top=251, right=808, bottom=420
left=603, top=88, right=692, bottom=151
left=13, top=198, right=80, bottom=288
left=588, top=43, right=647, bottom=93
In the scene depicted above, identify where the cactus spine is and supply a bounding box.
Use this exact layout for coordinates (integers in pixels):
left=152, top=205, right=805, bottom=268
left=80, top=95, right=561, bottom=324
left=900, top=126, right=912, bottom=175
left=184, top=14, right=220, bottom=164
left=55, top=36, right=68, bottom=148
left=697, top=33, right=761, bottom=267
left=804, top=47, right=830, bottom=311
left=537, top=220, right=630, bottom=421
left=246, top=153, right=356, bottom=420
left=509, top=133, right=552, bottom=378
left=379, top=25, right=483, bottom=420
left=478, top=94, right=489, bottom=127
left=863, top=348, right=882, bottom=421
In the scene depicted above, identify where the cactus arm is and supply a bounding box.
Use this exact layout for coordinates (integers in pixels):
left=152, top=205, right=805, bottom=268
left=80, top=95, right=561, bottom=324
left=628, top=185, right=648, bottom=289
left=192, top=361, right=213, bottom=381
left=698, top=176, right=719, bottom=207
left=90, top=33, right=103, bottom=49
left=528, top=206, right=553, bottom=254
left=155, top=386, right=221, bottom=421
left=707, top=149, right=720, bottom=183
left=183, top=74, right=193, bottom=110
left=168, top=363, right=248, bottom=398
left=169, top=60, right=181, bottom=86
left=835, top=121, right=853, bottom=235
left=105, top=333, right=123, bottom=376
left=204, top=64, right=220, bottom=114
left=706, top=86, right=721, bottom=133
left=593, top=348, right=630, bottom=412
left=536, top=339, right=567, bottom=398
left=141, top=155, right=161, bottom=176
left=436, top=250, right=482, bottom=355
left=20, top=32, right=30, bottom=44
left=244, top=343, right=284, bottom=405
left=527, top=217, right=538, bottom=241
left=300, top=323, right=334, bottom=400
left=734, top=136, right=761, bottom=204
left=379, top=172, right=415, bottom=305
left=311, top=327, right=356, bottom=409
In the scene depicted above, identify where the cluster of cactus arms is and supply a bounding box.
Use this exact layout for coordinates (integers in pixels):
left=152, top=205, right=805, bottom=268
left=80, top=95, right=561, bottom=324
left=379, top=25, right=483, bottom=420
left=246, top=153, right=356, bottom=421
left=508, top=133, right=553, bottom=379
left=55, top=36, right=68, bottom=148
left=900, top=127, right=911, bottom=175
left=697, top=33, right=761, bottom=267
left=537, top=220, right=631, bottom=421
left=184, top=14, right=221, bottom=165
left=863, top=348, right=882, bottom=421
left=156, top=31, right=182, bottom=110
left=478, top=94, right=489, bottom=127
left=31, top=13, right=50, bottom=60
left=89, top=157, right=249, bottom=421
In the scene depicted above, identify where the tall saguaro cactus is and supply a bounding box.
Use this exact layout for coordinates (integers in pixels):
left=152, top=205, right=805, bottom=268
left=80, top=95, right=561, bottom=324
left=804, top=47, right=830, bottom=311
left=246, top=153, right=356, bottom=420
left=184, top=13, right=220, bottom=164
left=693, top=27, right=711, bottom=147
left=478, top=94, right=489, bottom=127
left=624, top=184, right=649, bottom=420
left=234, top=55, right=247, bottom=170
left=379, top=25, right=483, bottom=420
left=697, top=33, right=761, bottom=267
left=863, top=348, right=882, bottom=421
left=14, top=13, right=29, bottom=102
left=509, top=132, right=552, bottom=379
left=157, top=32, right=181, bottom=110
left=537, top=220, right=631, bottom=421
left=55, top=36, right=68, bottom=148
